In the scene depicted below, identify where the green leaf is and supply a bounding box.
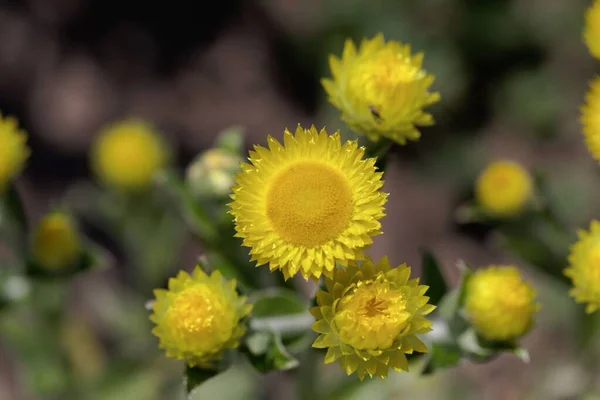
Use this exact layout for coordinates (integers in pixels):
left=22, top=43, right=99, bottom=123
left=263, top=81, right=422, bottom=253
left=184, top=365, right=220, bottom=394
left=251, top=288, right=307, bottom=317
left=0, top=184, right=28, bottom=256
left=421, top=342, right=462, bottom=375
left=25, top=242, right=106, bottom=280
left=438, top=262, right=472, bottom=322
left=420, top=249, right=448, bottom=306
left=242, top=330, right=299, bottom=373
left=215, top=126, right=245, bottom=155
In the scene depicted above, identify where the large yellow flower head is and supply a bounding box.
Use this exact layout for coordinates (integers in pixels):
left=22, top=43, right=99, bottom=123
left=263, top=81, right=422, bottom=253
left=581, top=77, right=600, bottom=162
left=310, top=256, right=435, bottom=380
left=565, top=220, right=600, bottom=313
left=31, top=212, right=81, bottom=271
left=585, top=0, right=600, bottom=60
left=475, top=160, right=533, bottom=217
left=322, top=33, right=440, bottom=145
left=228, top=125, right=387, bottom=281
left=465, top=266, right=539, bottom=342
left=150, top=267, right=252, bottom=367
left=91, top=119, right=168, bottom=192
left=0, top=113, right=29, bottom=192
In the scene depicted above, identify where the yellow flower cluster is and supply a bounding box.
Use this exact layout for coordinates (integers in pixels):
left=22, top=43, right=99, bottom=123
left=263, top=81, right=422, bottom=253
left=475, top=160, right=533, bottom=217
left=585, top=0, right=600, bottom=61
left=565, top=220, right=600, bottom=313
left=0, top=113, right=29, bottom=192
left=31, top=211, right=81, bottom=271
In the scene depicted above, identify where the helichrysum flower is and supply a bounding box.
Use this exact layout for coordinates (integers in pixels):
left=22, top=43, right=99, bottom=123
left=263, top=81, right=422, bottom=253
left=310, top=256, right=435, bottom=380
left=31, top=212, right=81, bottom=270
left=186, top=148, right=242, bottom=198
left=228, top=125, right=387, bottom=281
left=565, top=220, right=600, bottom=313
left=464, top=266, right=539, bottom=342
left=0, top=113, right=29, bottom=192
left=150, top=267, right=252, bottom=367
left=91, top=119, right=168, bottom=192
left=581, top=77, right=600, bottom=161
left=475, top=160, right=533, bottom=217
left=585, top=0, right=600, bottom=60
left=322, top=33, right=440, bottom=145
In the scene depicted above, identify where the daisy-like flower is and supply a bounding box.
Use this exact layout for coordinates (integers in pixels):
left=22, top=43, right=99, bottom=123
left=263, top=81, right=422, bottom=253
left=465, top=266, right=539, bottom=342
left=475, top=160, right=533, bottom=217
left=565, top=220, right=600, bottom=313
left=228, top=125, right=387, bottom=281
left=310, top=256, right=435, bottom=380
left=585, top=0, right=600, bottom=60
left=322, top=33, right=440, bottom=145
left=0, top=113, right=29, bottom=192
left=31, top=211, right=81, bottom=271
left=91, top=119, right=168, bottom=192
left=581, top=77, right=600, bottom=161
left=150, top=267, right=252, bottom=367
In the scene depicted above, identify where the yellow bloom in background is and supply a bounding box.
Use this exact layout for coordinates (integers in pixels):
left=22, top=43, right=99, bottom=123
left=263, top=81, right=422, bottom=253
left=565, top=220, right=600, bottom=313
left=228, top=125, right=387, bottom=281
left=150, top=267, right=252, bottom=367
left=32, top=212, right=81, bottom=270
left=91, top=119, right=168, bottom=192
left=465, top=266, right=539, bottom=342
left=0, top=113, right=29, bottom=192
left=310, top=256, right=435, bottom=380
left=581, top=77, right=600, bottom=161
left=322, top=33, right=440, bottom=145
left=475, top=160, right=533, bottom=217
left=584, top=0, right=600, bottom=60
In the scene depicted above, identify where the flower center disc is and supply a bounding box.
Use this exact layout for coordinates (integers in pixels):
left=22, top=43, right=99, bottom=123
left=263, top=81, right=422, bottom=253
left=266, top=161, right=353, bottom=247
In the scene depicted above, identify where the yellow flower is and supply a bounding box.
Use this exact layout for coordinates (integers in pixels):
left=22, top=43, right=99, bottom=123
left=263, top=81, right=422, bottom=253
left=475, top=160, right=533, bottom=217
left=186, top=148, right=242, bottom=198
left=565, top=220, right=600, bottom=313
left=322, top=33, right=440, bottom=145
left=31, top=212, right=81, bottom=270
left=585, top=0, right=600, bottom=60
left=91, top=119, right=168, bottom=192
left=581, top=77, right=600, bottom=161
left=150, top=267, right=252, bottom=367
left=465, top=266, right=539, bottom=342
left=0, top=113, right=29, bottom=192
left=228, top=125, right=387, bottom=281
left=310, top=256, right=435, bottom=380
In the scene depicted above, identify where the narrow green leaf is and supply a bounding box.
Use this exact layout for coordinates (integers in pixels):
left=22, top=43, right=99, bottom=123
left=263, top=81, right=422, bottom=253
left=438, top=262, right=472, bottom=321
left=250, top=288, right=307, bottom=317
left=421, top=342, right=462, bottom=375
left=0, top=184, right=28, bottom=256
left=184, top=365, right=219, bottom=394
left=242, top=330, right=299, bottom=373
left=420, top=249, right=448, bottom=306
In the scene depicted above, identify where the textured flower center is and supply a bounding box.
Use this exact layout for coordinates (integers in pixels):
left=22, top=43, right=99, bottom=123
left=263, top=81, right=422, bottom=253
left=334, top=279, right=410, bottom=350
left=266, top=161, right=353, bottom=247
left=166, top=286, right=234, bottom=352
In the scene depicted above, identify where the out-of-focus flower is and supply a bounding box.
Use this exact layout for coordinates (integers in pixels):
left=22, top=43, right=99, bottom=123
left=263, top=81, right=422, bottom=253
left=322, top=33, right=440, bottom=145
left=475, top=160, right=533, bottom=217
left=31, top=212, right=81, bottom=271
left=584, top=0, right=600, bottom=60
left=150, top=267, right=252, bottom=367
left=186, top=148, right=242, bottom=198
left=565, top=220, right=600, bottom=313
left=581, top=77, right=600, bottom=161
left=464, top=266, right=539, bottom=341
left=0, top=113, right=29, bottom=192
left=310, top=256, right=435, bottom=380
left=91, top=119, right=168, bottom=192
left=228, top=125, right=387, bottom=281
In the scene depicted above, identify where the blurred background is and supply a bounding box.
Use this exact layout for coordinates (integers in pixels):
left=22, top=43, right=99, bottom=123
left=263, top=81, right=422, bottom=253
left=2, top=0, right=600, bottom=399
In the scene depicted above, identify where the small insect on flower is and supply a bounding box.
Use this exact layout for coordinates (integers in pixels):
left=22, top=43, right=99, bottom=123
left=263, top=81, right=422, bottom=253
left=581, top=77, right=600, bottom=162
left=0, top=112, right=29, bottom=192
left=322, top=33, right=440, bottom=145
left=91, top=119, right=168, bottom=192
left=31, top=211, right=81, bottom=271
left=464, top=266, right=539, bottom=342
left=150, top=266, right=252, bottom=368
left=310, top=256, right=435, bottom=380
left=228, top=125, right=388, bottom=281
left=585, top=0, right=600, bottom=60
left=565, top=220, right=600, bottom=313
left=475, top=160, right=533, bottom=218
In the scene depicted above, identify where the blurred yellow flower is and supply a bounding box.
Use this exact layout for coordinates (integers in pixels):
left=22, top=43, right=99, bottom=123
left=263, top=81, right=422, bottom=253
left=228, top=125, right=387, bottom=281
left=91, top=119, right=168, bottom=192
left=475, top=160, right=533, bottom=217
left=310, top=256, right=435, bottom=380
left=186, top=148, right=242, bottom=198
left=32, top=212, right=81, bottom=270
left=465, top=266, right=539, bottom=341
left=584, top=0, right=600, bottom=60
left=565, top=220, right=600, bottom=313
left=0, top=113, right=29, bottom=192
left=581, top=77, right=600, bottom=161
left=322, top=33, right=440, bottom=145
left=150, top=267, right=252, bottom=367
